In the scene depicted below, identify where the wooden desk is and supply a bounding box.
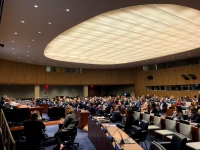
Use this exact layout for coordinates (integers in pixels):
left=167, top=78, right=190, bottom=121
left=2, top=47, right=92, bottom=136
left=74, top=110, right=90, bottom=129
left=16, top=105, right=44, bottom=117
left=88, top=118, right=143, bottom=150
left=40, top=104, right=51, bottom=114
left=10, top=120, right=60, bottom=132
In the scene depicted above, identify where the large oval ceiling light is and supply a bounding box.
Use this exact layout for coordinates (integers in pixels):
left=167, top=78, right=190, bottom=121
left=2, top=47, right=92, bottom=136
left=44, top=4, right=200, bottom=65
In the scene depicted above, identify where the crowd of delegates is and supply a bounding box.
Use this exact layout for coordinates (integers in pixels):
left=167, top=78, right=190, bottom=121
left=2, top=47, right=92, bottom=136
left=1, top=92, right=200, bottom=124
left=1, top=93, right=200, bottom=149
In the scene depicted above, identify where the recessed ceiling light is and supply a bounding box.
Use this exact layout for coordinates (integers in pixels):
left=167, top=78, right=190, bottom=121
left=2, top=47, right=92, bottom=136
left=48, top=22, right=51, bottom=24
left=21, top=21, right=25, bottom=23
left=18, top=57, right=20, bottom=58
left=34, top=5, right=38, bottom=8
left=41, top=61, right=43, bottom=62
left=66, top=9, right=70, bottom=11
left=32, top=39, right=34, bottom=41
left=28, top=46, right=30, bottom=47
left=172, top=58, right=173, bottom=60
left=27, top=51, right=29, bottom=52
left=32, top=58, right=33, bottom=59
left=12, top=48, right=14, bottom=49
left=28, top=61, right=30, bottom=62
left=12, top=41, right=14, bottom=42
left=38, top=32, right=41, bottom=34
left=14, top=32, right=17, bottom=34
left=13, top=53, right=15, bottom=54
left=27, top=55, right=29, bottom=56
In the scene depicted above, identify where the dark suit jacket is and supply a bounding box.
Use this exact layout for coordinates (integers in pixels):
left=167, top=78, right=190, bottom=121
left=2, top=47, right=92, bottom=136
left=87, top=107, right=96, bottom=115
left=111, top=110, right=122, bottom=123
left=159, top=102, right=167, bottom=112
left=191, top=113, right=200, bottom=123
left=24, top=120, right=46, bottom=142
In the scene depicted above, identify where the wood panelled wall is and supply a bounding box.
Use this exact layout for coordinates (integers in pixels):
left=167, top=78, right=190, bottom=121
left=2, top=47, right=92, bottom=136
left=1, top=59, right=200, bottom=98
left=133, top=65, right=200, bottom=97
left=0, top=59, right=134, bottom=85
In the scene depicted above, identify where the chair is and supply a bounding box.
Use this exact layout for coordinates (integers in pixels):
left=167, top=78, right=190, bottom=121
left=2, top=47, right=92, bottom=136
left=24, top=120, right=46, bottom=150
left=133, top=111, right=140, bottom=121
left=130, top=120, right=149, bottom=150
left=166, top=123, right=192, bottom=142
left=148, top=115, right=161, bottom=136
left=159, top=132, right=187, bottom=150
left=154, top=119, right=176, bottom=141
left=149, top=141, right=166, bottom=150
left=62, top=118, right=80, bottom=150
left=143, top=112, right=150, bottom=123
left=186, top=126, right=200, bottom=150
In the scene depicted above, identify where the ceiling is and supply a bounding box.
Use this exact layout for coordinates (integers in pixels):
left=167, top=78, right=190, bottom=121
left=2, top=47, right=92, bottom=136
left=1, top=0, right=200, bottom=69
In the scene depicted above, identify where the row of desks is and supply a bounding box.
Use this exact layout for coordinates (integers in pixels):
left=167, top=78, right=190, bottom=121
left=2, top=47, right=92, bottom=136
left=88, top=117, right=143, bottom=150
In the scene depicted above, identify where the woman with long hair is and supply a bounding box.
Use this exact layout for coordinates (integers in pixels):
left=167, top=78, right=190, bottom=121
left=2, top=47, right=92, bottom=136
left=54, top=105, right=76, bottom=150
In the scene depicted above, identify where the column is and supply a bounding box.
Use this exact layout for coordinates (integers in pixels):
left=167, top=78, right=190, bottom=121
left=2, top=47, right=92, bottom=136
left=34, top=85, right=40, bottom=99
left=83, top=85, right=88, bottom=97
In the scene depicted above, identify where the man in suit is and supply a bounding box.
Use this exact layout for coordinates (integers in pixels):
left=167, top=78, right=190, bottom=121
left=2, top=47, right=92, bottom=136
left=190, top=107, right=200, bottom=123
left=110, top=105, right=122, bottom=123
left=158, top=97, right=167, bottom=116
left=87, top=102, right=96, bottom=115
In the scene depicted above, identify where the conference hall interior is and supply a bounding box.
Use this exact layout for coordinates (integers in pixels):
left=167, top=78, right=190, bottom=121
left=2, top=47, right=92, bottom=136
left=1, top=0, right=200, bottom=150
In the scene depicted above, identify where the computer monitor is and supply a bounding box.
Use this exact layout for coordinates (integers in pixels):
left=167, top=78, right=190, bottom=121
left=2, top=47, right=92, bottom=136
left=48, top=107, right=65, bottom=119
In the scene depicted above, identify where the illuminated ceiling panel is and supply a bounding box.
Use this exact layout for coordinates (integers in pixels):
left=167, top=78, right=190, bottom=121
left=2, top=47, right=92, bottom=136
left=44, top=4, right=200, bottom=65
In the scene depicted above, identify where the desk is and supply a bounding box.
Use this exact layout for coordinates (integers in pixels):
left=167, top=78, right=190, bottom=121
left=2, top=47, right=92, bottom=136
left=74, top=110, right=90, bottom=129
left=88, top=117, right=143, bottom=150
left=16, top=105, right=44, bottom=117
left=10, top=120, right=60, bottom=132
left=40, top=104, right=50, bottom=114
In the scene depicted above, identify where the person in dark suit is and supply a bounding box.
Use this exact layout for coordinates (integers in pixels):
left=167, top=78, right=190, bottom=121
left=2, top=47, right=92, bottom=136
left=54, top=105, right=76, bottom=150
left=23, top=110, right=46, bottom=147
left=87, top=102, right=96, bottom=115
left=189, top=107, right=200, bottom=123
left=158, top=98, right=167, bottom=116
left=150, top=103, right=157, bottom=114
left=110, top=105, right=122, bottom=123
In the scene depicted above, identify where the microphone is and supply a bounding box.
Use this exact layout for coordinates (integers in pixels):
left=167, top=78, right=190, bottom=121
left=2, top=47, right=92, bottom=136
left=118, top=130, right=125, bottom=147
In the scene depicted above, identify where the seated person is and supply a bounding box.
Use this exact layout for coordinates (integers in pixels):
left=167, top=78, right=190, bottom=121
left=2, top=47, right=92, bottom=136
left=150, top=103, right=157, bottom=114
left=23, top=110, right=46, bottom=146
left=175, top=98, right=182, bottom=106
left=87, top=102, right=96, bottom=115
left=188, top=107, right=200, bottom=123
left=115, top=107, right=133, bottom=130
left=54, top=105, right=76, bottom=150
left=141, top=99, right=148, bottom=112
left=171, top=106, right=184, bottom=120
left=110, top=105, right=122, bottom=123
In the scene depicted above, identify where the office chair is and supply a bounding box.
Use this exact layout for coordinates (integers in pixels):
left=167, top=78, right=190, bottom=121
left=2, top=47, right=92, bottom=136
left=149, top=141, right=166, bottom=150
left=62, top=118, right=80, bottom=150
left=24, top=120, right=46, bottom=150
left=158, top=132, right=187, bottom=150
left=130, top=120, right=149, bottom=150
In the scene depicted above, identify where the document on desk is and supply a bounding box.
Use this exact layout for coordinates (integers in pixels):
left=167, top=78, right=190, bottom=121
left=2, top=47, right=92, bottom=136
left=107, top=123, right=116, bottom=126
left=97, top=116, right=105, bottom=119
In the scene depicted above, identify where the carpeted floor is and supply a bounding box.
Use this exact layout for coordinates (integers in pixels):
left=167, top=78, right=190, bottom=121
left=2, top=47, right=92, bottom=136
left=14, top=114, right=161, bottom=150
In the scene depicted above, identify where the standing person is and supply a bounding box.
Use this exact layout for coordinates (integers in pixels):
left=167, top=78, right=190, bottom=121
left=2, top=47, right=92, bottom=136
left=54, top=105, right=76, bottom=150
